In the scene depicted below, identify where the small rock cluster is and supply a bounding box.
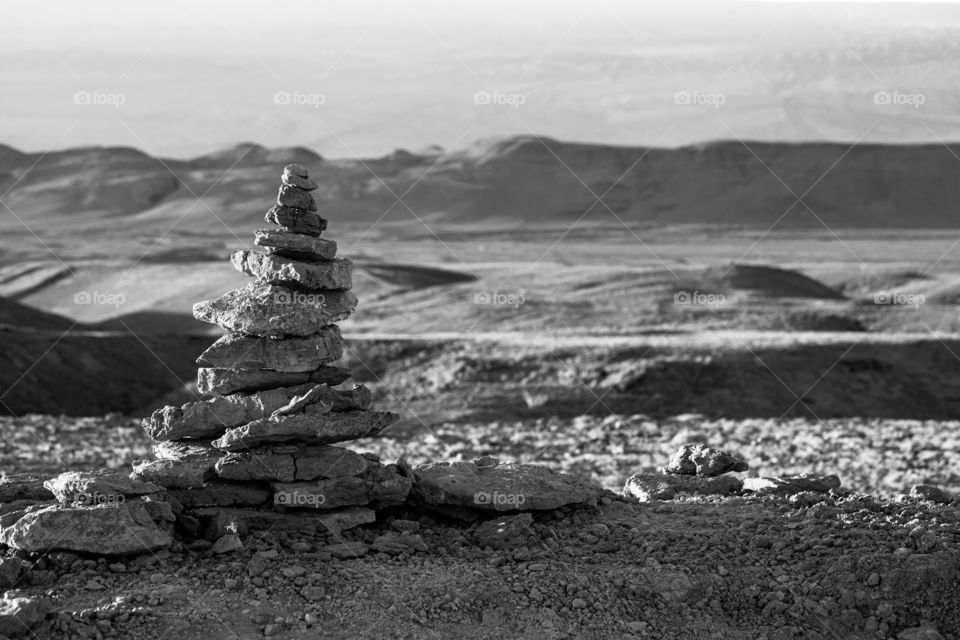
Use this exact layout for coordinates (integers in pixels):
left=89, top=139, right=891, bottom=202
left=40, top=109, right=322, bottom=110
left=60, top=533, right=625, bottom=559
left=623, top=443, right=844, bottom=503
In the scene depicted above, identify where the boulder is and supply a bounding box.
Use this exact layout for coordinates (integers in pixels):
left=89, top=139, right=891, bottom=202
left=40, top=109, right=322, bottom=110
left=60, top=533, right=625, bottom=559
left=216, top=444, right=370, bottom=483
left=192, top=282, right=357, bottom=337
left=231, top=251, right=352, bottom=290
left=623, top=473, right=743, bottom=502
left=910, top=484, right=950, bottom=504
left=0, top=594, right=50, bottom=637
left=212, top=410, right=398, bottom=450
left=742, top=474, right=841, bottom=495
left=277, top=184, right=317, bottom=210
left=271, top=384, right=371, bottom=417
left=0, top=499, right=172, bottom=555
left=197, top=365, right=350, bottom=395
left=43, top=470, right=161, bottom=506
left=663, top=444, right=748, bottom=477
left=409, top=457, right=599, bottom=512
left=273, top=463, right=411, bottom=509
left=263, top=208, right=328, bottom=237
left=167, top=481, right=273, bottom=508
left=255, top=228, right=336, bottom=258
left=142, top=383, right=316, bottom=441
left=473, top=513, right=534, bottom=550
left=197, top=330, right=343, bottom=372
left=212, top=533, right=243, bottom=554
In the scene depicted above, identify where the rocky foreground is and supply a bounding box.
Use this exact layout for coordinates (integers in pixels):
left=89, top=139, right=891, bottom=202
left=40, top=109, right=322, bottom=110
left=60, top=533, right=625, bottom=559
left=0, top=418, right=957, bottom=639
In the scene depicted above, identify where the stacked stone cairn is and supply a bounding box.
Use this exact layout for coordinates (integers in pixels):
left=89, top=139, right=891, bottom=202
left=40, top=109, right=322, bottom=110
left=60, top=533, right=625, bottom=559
left=131, top=163, right=409, bottom=542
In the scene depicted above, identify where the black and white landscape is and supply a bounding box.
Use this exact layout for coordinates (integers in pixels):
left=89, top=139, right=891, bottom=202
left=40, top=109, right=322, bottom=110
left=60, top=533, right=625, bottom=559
left=1, top=1, right=960, bottom=638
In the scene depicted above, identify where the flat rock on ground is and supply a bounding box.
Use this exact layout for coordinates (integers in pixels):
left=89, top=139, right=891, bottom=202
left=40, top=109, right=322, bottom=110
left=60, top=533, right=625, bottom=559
left=142, top=384, right=316, bottom=440
left=196, top=329, right=343, bottom=372
left=196, top=366, right=350, bottom=395
left=623, top=472, right=743, bottom=501
left=0, top=498, right=172, bottom=555
left=192, top=282, right=357, bottom=337
left=409, top=457, right=599, bottom=513
left=231, top=251, right=353, bottom=290
left=211, top=410, right=399, bottom=450
left=254, top=228, right=335, bottom=258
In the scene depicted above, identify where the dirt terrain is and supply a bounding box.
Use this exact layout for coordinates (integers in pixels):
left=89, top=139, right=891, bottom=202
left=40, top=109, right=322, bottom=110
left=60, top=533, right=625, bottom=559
left=1, top=410, right=958, bottom=639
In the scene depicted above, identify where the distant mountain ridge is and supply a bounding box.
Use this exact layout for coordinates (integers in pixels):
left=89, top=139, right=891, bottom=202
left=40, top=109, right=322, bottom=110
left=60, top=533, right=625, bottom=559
left=3, top=136, right=960, bottom=233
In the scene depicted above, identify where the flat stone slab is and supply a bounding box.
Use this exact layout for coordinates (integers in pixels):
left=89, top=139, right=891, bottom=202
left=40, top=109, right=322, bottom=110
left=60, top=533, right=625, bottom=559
left=216, top=444, right=371, bottom=483
left=153, top=440, right=219, bottom=460
left=663, top=444, right=749, bottom=477
left=212, top=410, right=398, bottom=450
left=623, top=473, right=743, bottom=502
left=44, top=470, right=161, bottom=506
left=143, top=383, right=316, bottom=440
left=263, top=207, right=327, bottom=237
left=742, top=474, right=841, bottom=495
left=197, top=366, right=350, bottom=395
left=409, top=457, right=599, bottom=512
left=232, top=251, right=353, bottom=290
left=188, top=506, right=375, bottom=534
left=255, top=228, right=336, bottom=259
left=0, top=499, right=172, bottom=555
left=197, top=329, right=343, bottom=372
left=193, top=282, right=357, bottom=337
left=167, top=481, right=273, bottom=508
left=273, top=463, right=411, bottom=510
left=131, top=454, right=220, bottom=489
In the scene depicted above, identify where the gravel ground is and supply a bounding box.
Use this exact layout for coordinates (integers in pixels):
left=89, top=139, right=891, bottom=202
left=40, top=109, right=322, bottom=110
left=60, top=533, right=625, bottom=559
left=0, top=414, right=959, bottom=638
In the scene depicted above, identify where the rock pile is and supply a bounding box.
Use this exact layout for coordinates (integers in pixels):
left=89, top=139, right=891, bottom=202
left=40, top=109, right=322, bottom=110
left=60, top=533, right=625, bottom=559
left=130, top=164, right=408, bottom=542
left=623, top=443, right=844, bottom=503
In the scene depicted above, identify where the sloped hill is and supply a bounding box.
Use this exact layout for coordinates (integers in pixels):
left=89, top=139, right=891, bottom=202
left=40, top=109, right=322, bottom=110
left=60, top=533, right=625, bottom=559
left=5, top=137, right=960, bottom=242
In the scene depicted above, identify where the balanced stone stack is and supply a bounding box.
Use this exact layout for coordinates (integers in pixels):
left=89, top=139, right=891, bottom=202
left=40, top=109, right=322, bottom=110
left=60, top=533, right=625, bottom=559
left=133, top=164, right=408, bottom=537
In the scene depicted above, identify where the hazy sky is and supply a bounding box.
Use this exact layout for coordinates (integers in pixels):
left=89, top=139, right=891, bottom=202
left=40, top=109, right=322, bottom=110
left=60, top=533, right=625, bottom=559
left=2, top=1, right=960, bottom=157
